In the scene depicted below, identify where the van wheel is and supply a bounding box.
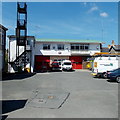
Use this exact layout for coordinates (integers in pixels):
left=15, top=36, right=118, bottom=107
left=103, top=73, right=107, bottom=78
left=116, top=76, right=120, bottom=83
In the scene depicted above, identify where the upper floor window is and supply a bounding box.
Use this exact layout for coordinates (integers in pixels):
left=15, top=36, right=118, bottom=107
left=2, top=34, right=5, bottom=45
left=84, top=44, right=89, bottom=50
left=71, top=44, right=89, bottom=51
left=0, top=32, right=1, bottom=45
left=43, top=44, right=50, bottom=50
left=71, top=44, right=79, bottom=51
left=57, top=44, right=64, bottom=50
left=0, top=31, right=5, bottom=45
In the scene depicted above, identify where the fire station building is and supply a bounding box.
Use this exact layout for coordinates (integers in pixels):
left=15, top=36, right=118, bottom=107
left=8, top=37, right=102, bottom=73
left=34, top=39, right=102, bottom=71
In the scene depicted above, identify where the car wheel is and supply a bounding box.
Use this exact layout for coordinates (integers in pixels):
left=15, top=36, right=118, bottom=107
left=103, top=73, right=107, bottom=78
left=116, top=76, right=120, bottom=83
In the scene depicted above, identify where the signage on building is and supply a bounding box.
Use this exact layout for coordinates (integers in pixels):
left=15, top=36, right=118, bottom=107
left=58, top=52, right=62, bottom=54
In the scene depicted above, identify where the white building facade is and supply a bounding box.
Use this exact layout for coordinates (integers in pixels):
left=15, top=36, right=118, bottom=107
left=8, top=35, right=35, bottom=73
left=8, top=37, right=102, bottom=72
left=34, top=39, right=102, bottom=70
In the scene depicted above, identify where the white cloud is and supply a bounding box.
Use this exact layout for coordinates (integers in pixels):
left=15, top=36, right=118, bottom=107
left=88, top=6, right=99, bottom=13
left=83, top=2, right=87, bottom=7
left=100, top=12, right=109, bottom=17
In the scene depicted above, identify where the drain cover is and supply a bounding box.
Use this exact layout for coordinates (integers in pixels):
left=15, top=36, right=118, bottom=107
left=26, top=90, right=70, bottom=109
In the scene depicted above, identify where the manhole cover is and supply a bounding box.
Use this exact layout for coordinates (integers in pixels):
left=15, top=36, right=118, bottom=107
left=26, top=90, right=70, bottom=109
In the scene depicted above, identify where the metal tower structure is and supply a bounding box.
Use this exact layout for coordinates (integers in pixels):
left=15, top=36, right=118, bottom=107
left=16, top=2, right=27, bottom=71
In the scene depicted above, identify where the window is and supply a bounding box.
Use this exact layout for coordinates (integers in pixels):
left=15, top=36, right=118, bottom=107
left=0, top=32, right=2, bottom=45
left=43, top=44, right=50, bottom=50
left=71, top=44, right=79, bottom=51
left=64, top=62, right=71, bottom=65
left=2, top=33, right=5, bottom=45
left=0, top=29, right=5, bottom=45
left=85, top=45, right=89, bottom=50
left=71, top=44, right=89, bottom=51
left=71, top=45, right=75, bottom=50
left=1, top=31, right=5, bottom=45
left=80, top=45, right=84, bottom=50
left=27, top=40, right=31, bottom=45
left=52, top=62, right=59, bottom=66
left=57, top=44, right=64, bottom=50
left=76, top=45, right=79, bottom=51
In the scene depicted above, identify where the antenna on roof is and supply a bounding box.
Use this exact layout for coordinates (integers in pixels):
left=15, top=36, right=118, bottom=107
left=101, top=18, right=104, bottom=41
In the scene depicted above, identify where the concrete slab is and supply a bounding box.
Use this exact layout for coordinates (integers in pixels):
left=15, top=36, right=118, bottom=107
left=26, top=89, right=70, bottom=109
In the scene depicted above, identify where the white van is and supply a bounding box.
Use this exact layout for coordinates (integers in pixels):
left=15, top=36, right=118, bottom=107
left=92, top=56, right=120, bottom=78
left=61, top=60, right=72, bottom=71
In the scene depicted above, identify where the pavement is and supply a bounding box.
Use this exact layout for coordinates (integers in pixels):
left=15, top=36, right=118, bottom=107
left=2, top=70, right=118, bottom=118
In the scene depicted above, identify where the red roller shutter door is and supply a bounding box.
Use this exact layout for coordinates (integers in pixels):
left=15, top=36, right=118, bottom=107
left=35, top=56, right=50, bottom=70
left=69, top=56, right=82, bottom=69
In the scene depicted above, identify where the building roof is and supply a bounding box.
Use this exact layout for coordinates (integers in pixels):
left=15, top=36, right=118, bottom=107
left=114, top=45, right=120, bottom=49
left=109, top=46, right=120, bottom=52
left=0, top=24, right=8, bottom=31
left=36, top=38, right=103, bottom=44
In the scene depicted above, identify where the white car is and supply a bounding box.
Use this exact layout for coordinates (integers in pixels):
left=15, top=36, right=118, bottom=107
left=61, top=60, right=72, bottom=71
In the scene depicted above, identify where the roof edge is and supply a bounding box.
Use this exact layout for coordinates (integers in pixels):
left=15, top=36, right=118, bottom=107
left=0, top=24, right=8, bottom=31
left=36, top=38, right=103, bottom=44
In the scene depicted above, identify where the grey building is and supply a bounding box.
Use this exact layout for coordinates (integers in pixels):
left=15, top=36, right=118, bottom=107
left=0, top=24, right=8, bottom=73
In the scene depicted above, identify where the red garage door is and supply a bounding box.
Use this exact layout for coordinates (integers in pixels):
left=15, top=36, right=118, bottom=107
left=35, top=56, right=50, bottom=71
left=69, top=56, right=82, bottom=69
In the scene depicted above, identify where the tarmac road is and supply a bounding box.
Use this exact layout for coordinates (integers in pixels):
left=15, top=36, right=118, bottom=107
left=2, top=70, right=118, bottom=118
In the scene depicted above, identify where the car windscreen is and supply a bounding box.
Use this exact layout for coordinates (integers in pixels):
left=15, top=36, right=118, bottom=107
left=64, top=62, right=71, bottom=65
left=52, top=63, right=59, bottom=66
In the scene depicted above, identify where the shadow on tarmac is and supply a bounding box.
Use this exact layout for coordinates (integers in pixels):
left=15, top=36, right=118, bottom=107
left=2, top=99, right=27, bottom=114
left=93, top=76, right=106, bottom=79
left=1, top=115, right=8, bottom=120
left=62, top=70, right=75, bottom=72
left=2, top=73, right=36, bottom=81
left=35, top=69, right=75, bottom=73
left=107, top=79, right=117, bottom=83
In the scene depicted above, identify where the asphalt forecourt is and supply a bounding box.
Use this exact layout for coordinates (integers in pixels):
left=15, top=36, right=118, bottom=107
left=2, top=70, right=118, bottom=118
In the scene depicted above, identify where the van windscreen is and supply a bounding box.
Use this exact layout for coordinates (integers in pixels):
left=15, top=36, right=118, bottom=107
left=64, top=62, right=71, bottom=65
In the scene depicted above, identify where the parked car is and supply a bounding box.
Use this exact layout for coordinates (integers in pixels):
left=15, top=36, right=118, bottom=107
left=61, top=60, right=72, bottom=71
left=51, top=62, right=62, bottom=71
left=107, top=68, right=120, bottom=83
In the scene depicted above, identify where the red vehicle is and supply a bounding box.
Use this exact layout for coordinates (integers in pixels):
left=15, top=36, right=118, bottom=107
left=51, top=62, right=62, bottom=71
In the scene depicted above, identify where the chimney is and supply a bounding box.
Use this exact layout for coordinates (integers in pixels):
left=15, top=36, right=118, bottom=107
left=108, top=45, right=111, bottom=48
left=112, top=40, right=115, bottom=46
